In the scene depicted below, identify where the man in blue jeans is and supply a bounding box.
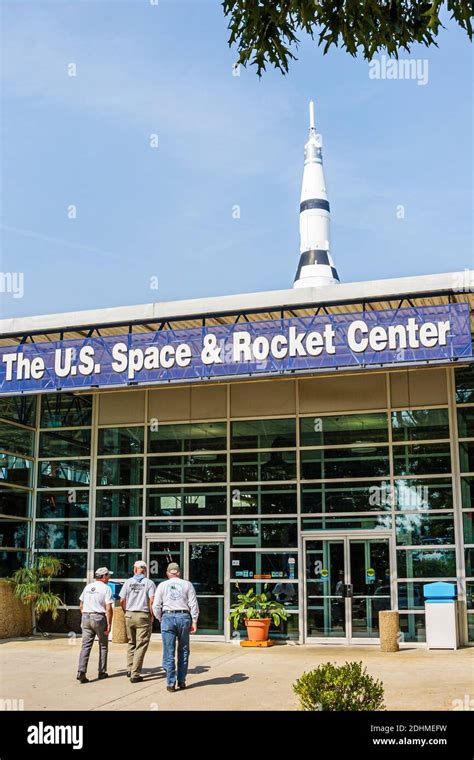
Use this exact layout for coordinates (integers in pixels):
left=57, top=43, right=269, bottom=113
left=153, top=562, right=199, bottom=692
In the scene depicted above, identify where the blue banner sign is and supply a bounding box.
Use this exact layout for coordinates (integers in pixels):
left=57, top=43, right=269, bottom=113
left=0, top=303, right=471, bottom=394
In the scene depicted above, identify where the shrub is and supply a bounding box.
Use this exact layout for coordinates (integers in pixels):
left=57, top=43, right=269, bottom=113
left=293, top=661, right=385, bottom=711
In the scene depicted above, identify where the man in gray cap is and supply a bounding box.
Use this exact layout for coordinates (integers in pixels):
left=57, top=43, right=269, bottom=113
left=119, top=560, right=156, bottom=683
left=77, top=567, right=114, bottom=683
left=153, top=562, right=199, bottom=692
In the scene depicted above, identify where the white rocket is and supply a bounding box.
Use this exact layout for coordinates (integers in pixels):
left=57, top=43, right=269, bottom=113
left=293, top=100, right=340, bottom=288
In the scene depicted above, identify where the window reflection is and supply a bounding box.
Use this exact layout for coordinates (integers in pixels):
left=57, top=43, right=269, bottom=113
left=149, top=422, right=227, bottom=453
left=0, top=422, right=34, bottom=457
left=301, top=447, right=389, bottom=479
left=39, top=429, right=91, bottom=458
left=0, top=455, right=33, bottom=487
left=147, top=488, right=226, bottom=516
left=35, top=522, right=88, bottom=550
left=231, top=451, right=296, bottom=482
left=97, top=458, right=143, bottom=486
left=0, top=488, right=30, bottom=518
left=98, top=427, right=144, bottom=455
left=147, top=455, right=226, bottom=485
left=231, top=419, right=296, bottom=449
left=95, top=521, right=142, bottom=549
left=231, top=519, right=297, bottom=548
left=397, top=549, right=456, bottom=578
left=0, top=396, right=36, bottom=427
left=391, top=409, right=449, bottom=441
left=300, top=413, right=388, bottom=447
left=230, top=551, right=298, bottom=579
left=231, top=486, right=296, bottom=514
left=0, top=521, right=28, bottom=548
left=393, top=444, right=451, bottom=476
left=40, top=460, right=90, bottom=488
left=96, top=489, right=142, bottom=517
left=41, top=394, right=92, bottom=428
left=395, top=514, right=455, bottom=545
left=395, top=479, right=453, bottom=510
left=37, top=491, right=89, bottom=519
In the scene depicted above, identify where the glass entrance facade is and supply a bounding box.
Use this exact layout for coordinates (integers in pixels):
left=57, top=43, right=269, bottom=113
left=0, top=363, right=472, bottom=644
left=305, top=535, right=392, bottom=642
left=147, top=537, right=225, bottom=636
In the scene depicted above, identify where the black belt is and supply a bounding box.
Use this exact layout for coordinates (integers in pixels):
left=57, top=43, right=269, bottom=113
left=163, top=609, right=190, bottom=614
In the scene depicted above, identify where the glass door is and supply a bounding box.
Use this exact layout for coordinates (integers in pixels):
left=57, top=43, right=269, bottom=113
left=304, top=533, right=393, bottom=643
left=147, top=535, right=226, bottom=638
left=188, top=540, right=225, bottom=636
left=350, top=537, right=391, bottom=639
left=305, top=538, right=347, bottom=640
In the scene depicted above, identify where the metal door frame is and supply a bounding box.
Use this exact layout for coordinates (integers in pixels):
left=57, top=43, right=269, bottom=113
left=302, top=531, right=396, bottom=645
left=145, top=532, right=229, bottom=642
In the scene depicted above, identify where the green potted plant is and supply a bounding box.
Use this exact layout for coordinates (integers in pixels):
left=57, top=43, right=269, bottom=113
left=229, top=585, right=288, bottom=642
left=11, top=555, right=67, bottom=631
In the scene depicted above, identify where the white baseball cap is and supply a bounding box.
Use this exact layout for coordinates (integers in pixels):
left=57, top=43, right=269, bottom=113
left=95, top=567, right=113, bottom=577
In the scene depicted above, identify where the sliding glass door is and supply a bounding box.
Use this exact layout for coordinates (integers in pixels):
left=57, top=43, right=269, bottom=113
left=304, top=533, right=394, bottom=643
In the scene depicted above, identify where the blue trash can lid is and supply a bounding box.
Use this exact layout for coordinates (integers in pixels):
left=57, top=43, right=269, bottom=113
left=423, top=581, right=456, bottom=600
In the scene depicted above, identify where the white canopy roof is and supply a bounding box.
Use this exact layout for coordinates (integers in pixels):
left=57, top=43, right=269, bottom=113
left=0, top=271, right=472, bottom=345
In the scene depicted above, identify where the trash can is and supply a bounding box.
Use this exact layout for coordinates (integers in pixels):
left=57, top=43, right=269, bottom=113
left=423, top=582, right=459, bottom=650
left=108, top=581, right=123, bottom=600
left=108, top=581, right=127, bottom=643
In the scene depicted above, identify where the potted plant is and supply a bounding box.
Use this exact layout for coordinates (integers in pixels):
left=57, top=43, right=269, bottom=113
left=10, top=555, right=67, bottom=632
left=229, top=585, right=288, bottom=642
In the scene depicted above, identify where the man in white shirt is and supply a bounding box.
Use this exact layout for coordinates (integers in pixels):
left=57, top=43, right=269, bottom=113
left=77, top=567, right=114, bottom=683
left=153, top=562, right=199, bottom=692
left=119, top=560, right=156, bottom=683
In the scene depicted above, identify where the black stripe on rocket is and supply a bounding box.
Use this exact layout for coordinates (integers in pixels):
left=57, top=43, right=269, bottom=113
left=300, top=199, right=330, bottom=213
left=293, top=250, right=340, bottom=283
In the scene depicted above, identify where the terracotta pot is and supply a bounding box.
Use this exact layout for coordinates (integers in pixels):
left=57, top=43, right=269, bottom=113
left=245, top=617, right=271, bottom=642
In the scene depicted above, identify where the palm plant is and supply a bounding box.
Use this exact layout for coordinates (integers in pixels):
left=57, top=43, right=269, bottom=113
left=11, top=555, right=67, bottom=626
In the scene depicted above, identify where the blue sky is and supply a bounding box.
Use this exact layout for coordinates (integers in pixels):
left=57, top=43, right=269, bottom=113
left=1, top=0, right=472, bottom=319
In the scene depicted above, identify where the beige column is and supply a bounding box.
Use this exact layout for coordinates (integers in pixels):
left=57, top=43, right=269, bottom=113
left=379, top=610, right=400, bottom=652
left=111, top=605, right=128, bottom=644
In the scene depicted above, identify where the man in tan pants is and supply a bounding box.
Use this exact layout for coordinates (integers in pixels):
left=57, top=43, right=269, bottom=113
left=119, top=561, right=156, bottom=683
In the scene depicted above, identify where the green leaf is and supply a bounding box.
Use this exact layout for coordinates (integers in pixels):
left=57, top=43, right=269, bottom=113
left=222, top=0, right=473, bottom=75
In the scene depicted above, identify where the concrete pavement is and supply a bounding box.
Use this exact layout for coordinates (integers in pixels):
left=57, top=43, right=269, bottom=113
left=0, top=637, right=472, bottom=711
